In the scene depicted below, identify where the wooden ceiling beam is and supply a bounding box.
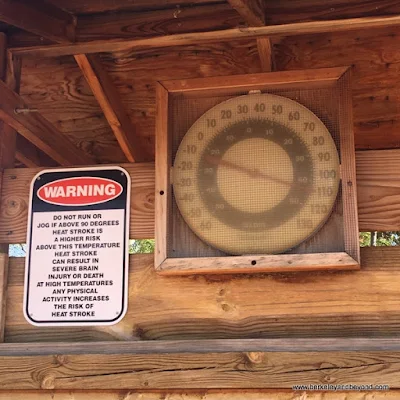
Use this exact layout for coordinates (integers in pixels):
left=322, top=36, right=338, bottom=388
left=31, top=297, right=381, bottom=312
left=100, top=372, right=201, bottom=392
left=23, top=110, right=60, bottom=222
left=12, top=14, right=400, bottom=58
left=75, top=54, right=150, bottom=162
left=227, top=0, right=265, bottom=26
left=227, top=0, right=273, bottom=72
left=15, top=135, right=58, bottom=168
left=7, top=3, right=242, bottom=48
left=0, top=0, right=75, bottom=43
left=0, top=79, right=95, bottom=166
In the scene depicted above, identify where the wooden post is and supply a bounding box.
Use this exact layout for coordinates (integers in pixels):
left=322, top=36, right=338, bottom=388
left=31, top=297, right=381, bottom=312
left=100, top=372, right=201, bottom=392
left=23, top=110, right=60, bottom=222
left=0, top=33, right=20, bottom=341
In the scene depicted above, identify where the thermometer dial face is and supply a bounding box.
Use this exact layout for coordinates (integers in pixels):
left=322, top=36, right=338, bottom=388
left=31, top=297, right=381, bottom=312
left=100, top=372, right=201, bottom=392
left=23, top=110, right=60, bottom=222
left=172, top=94, right=340, bottom=255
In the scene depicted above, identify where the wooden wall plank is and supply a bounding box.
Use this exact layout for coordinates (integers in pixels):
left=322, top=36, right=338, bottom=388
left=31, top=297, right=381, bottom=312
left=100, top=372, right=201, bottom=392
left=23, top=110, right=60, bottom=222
left=76, top=3, right=243, bottom=42
left=274, top=26, right=400, bottom=150
left=0, top=79, right=95, bottom=166
left=5, top=247, right=400, bottom=342
left=356, top=149, right=400, bottom=231
left=19, top=56, right=127, bottom=164
left=0, top=148, right=398, bottom=243
left=0, top=349, right=398, bottom=389
left=46, top=0, right=218, bottom=14
left=0, top=392, right=393, bottom=400
left=227, top=0, right=265, bottom=26
left=75, top=54, right=151, bottom=162
left=264, top=0, right=400, bottom=25
left=0, top=0, right=75, bottom=43
left=7, top=3, right=243, bottom=48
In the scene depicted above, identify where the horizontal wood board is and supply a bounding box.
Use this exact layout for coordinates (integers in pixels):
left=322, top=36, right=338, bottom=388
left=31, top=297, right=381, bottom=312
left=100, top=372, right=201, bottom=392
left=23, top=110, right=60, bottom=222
left=0, top=148, right=399, bottom=243
left=0, top=349, right=399, bottom=389
left=0, top=392, right=396, bottom=400
left=5, top=246, right=400, bottom=342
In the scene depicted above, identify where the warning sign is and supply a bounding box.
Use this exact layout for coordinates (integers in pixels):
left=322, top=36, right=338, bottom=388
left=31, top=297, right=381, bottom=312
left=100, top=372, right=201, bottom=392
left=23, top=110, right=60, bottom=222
left=23, top=166, right=130, bottom=326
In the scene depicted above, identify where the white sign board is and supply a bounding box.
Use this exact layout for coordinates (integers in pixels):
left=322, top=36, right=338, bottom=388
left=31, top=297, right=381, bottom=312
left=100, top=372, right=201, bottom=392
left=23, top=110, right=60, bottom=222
left=23, top=166, right=130, bottom=326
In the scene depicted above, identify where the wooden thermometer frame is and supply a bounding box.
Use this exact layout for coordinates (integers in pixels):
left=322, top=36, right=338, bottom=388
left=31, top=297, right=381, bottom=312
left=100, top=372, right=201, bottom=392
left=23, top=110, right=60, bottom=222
left=155, top=67, right=360, bottom=275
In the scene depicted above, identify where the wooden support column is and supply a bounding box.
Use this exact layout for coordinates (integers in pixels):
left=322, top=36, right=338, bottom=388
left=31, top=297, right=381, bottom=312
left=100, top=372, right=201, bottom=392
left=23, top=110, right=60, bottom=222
left=0, top=33, right=20, bottom=342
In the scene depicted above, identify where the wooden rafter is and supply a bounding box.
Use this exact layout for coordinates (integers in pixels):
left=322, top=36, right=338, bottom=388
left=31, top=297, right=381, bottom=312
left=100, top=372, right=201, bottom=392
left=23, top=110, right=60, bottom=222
left=0, top=0, right=75, bottom=43
left=0, top=79, right=95, bottom=166
left=11, top=14, right=400, bottom=58
left=75, top=54, right=150, bottom=162
left=15, top=135, right=58, bottom=168
left=227, top=0, right=273, bottom=72
left=227, top=0, right=265, bottom=26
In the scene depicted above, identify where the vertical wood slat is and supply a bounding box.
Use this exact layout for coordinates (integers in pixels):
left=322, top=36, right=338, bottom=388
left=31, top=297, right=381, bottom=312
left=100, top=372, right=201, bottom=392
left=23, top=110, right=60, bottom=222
left=0, top=34, right=19, bottom=341
left=338, top=68, right=360, bottom=263
left=155, top=83, right=170, bottom=268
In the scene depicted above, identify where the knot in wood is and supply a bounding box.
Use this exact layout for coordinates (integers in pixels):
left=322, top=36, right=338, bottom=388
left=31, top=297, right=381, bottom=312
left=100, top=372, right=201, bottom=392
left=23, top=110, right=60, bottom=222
left=53, top=354, right=67, bottom=366
left=40, top=373, right=55, bottom=389
left=246, top=352, right=264, bottom=364
left=323, top=374, right=336, bottom=383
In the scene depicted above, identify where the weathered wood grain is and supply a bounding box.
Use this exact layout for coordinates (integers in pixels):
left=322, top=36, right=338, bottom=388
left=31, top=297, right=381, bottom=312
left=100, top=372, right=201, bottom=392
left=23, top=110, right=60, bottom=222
left=257, top=38, right=274, bottom=72
left=265, top=0, right=400, bottom=25
left=0, top=147, right=398, bottom=243
left=0, top=33, right=17, bottom=343
left=227, top=0, right=265, bottom=26
left=16, top=25, right=400, bottom=166
left=7, top=3, right=242, bottom=48
left=0, top=391, right=396, bottom=400
left=11, top=15, right=400, bottom=58
left=274, top=26, right=400, bottom=150
left=5, top=247, right=400, bottom=342
left=46, top=0, right=218, bottom=14
left=158, top=253, right=359, bottom=275
left=19, top=40, right=260, bottom=164
left=0, top=350, right=397, bottom=389
left=15, top=136, right=58, bottom=168
left=20, top=56, right=127, bottom=164
left=0, top=392, right=396, bottom=400
left=356, top=149, right=400, bottom=231
left=75, top=54, right=150, bottom=162
left=0, top=35, right=19, bottom=170
left=7, top=337, right=400, bottom=355
left=76, top=3, right=243, bottom=42
left=0, top=79, right=95, bottom=166
left=0, top=0, right=75, bottom=43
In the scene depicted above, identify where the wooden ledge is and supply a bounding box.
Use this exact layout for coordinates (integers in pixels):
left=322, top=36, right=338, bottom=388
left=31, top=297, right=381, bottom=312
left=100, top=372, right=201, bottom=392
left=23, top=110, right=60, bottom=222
left=2, top=338, right=400, bottom=356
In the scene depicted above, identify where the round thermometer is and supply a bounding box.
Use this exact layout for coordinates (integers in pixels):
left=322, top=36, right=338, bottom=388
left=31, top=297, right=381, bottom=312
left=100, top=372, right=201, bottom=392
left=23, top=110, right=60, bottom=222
left=172, top=93, right=340, bottom=255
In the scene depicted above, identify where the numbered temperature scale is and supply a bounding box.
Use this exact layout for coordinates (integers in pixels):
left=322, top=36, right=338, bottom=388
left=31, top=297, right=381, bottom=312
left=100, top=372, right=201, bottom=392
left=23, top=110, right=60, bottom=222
left=155, top=68, right=360, bottom=275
